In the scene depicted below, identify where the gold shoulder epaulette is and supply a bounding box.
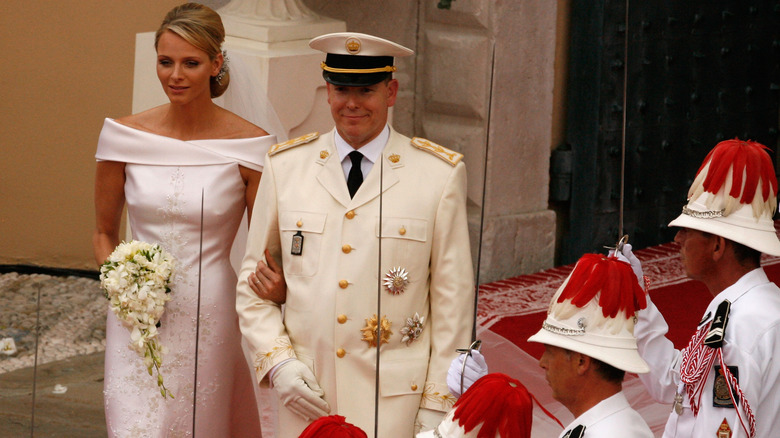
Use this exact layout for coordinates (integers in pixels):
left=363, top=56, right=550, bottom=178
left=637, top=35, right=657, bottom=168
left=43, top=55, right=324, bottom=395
left=268, top=132, right=320, bottom=156
left=410, top=137, right=463, bottom=166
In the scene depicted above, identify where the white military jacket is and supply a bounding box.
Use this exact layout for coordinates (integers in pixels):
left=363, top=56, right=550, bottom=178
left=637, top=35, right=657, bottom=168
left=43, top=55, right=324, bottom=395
left=236, top=127, right=475, bottom=437
left=558, top=392, right=653, bottom=438
left=635, top=268, right=780, bottom=437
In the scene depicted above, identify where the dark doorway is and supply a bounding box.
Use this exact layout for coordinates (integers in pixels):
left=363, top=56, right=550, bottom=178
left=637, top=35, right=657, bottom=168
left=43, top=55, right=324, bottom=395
left=557, top=0, right=780, bottom=264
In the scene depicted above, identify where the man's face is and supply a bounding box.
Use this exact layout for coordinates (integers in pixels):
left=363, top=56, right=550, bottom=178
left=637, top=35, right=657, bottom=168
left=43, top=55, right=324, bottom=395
left=674, top=227, right=717, bottom=281
left=538, top=344, right=578, bottom=405
left=326, top=79, right=398, bottom=149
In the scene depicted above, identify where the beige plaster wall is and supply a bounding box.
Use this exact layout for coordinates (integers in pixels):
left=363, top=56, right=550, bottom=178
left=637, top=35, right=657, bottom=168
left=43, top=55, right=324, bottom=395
left=0, top=1, right=184, bottom=270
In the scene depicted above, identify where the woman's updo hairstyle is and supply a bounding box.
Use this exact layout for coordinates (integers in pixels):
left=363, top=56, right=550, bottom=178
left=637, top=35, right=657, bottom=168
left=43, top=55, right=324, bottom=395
left=155, top=2, right=229, bottom=98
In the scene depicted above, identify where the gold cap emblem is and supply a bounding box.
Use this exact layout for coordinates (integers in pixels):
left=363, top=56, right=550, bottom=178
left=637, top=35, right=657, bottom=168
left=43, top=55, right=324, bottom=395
left=346, top=37, right=361, bottom=54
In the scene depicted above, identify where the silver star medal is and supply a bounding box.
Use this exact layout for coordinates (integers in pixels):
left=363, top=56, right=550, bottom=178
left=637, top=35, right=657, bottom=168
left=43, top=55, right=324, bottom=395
left=400, top=313, right=425, bottom=345
left=383, top=267, right=409, bottom=295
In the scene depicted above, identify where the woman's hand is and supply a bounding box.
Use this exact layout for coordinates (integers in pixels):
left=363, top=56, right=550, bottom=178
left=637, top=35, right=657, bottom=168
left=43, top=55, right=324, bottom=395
left=248, top=249, right=286, bottom=304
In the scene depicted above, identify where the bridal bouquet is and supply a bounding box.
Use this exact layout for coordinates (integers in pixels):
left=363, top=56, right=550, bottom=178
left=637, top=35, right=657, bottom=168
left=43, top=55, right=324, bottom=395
left=100, top=240, right=175, bottom=398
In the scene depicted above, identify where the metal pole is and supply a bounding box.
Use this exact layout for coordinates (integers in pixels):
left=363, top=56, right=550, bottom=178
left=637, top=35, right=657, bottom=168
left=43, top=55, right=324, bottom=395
left=619, top=0, right=630, bottom=239
left=191, top=189, right=205, bottom=437
left=29, top=283, right=43, bottom=438
left=373, top=155, right=384, bottom=438
left=471, top=42, right=497, bottom=341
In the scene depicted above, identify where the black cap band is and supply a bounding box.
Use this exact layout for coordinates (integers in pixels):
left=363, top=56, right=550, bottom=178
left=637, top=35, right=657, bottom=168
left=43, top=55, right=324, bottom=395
left=322, top=54, right=395, bottom=86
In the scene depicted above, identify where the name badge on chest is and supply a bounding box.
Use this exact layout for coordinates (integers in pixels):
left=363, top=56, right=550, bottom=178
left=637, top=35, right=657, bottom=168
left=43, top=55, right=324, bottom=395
left=291, top=231, right=304, bottom=256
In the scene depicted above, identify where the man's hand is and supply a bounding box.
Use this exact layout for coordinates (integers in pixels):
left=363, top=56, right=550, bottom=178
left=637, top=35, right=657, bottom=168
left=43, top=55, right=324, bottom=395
left=248, top=248, right=286, bottom=304
left=271, top=359, right=330, bottom=421
left=446, top=349, right=488, bottom=398
left=415, top=407, right=446, bottom=434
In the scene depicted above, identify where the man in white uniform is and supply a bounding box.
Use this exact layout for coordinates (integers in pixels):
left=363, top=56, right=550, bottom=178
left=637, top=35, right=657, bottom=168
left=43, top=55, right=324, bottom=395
left=236, top=32, right=474, bottom=437
left=631, top=138, right=780, bottom=437
left=527, top=254, right=653, bottom=438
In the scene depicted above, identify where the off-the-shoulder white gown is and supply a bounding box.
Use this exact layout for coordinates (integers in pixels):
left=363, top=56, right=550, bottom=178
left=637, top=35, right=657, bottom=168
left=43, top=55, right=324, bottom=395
left=96, top=118, right=275, bottom=438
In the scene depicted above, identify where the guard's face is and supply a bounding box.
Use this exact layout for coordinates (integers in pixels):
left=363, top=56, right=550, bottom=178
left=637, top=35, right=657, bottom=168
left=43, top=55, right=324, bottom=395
left=538, top=344, right=577, bottom=406
left=156, top=31, right=221, bottom=105
left=674, top=227, right=717, bottom=281
left=327, top=79, right=398, bottom=149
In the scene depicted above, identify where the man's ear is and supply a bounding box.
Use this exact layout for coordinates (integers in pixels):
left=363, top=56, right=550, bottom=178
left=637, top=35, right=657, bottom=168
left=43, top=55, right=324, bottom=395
left=712, top=235, right=727, bottom=262
left=385, top=79, right=399, bottom=107
left=574, top=352, right=591, bottom=376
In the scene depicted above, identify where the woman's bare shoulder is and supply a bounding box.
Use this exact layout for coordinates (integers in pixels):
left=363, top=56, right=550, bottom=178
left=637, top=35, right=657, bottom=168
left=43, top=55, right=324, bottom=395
left=114, top=105, right=168, bottom=133
left=216, top=106, right=270, bottom=139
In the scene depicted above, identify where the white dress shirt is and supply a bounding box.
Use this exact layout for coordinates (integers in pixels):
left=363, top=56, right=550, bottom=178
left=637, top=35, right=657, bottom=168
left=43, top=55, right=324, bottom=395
left=558, top=392, right=653, bottom=438
left=334, top=124, right=390, bottom=180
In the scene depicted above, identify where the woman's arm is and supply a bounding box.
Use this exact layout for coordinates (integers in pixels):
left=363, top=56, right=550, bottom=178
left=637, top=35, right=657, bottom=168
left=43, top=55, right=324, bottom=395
left=240, top=166, right=262, bottom=223
left=239, top=166, right=286, bottom=305
left=93, top=160, right=126, bottom=265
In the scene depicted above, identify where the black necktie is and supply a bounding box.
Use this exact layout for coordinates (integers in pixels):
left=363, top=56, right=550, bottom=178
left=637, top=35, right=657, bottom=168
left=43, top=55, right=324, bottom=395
left=347, top=151, right=363, bottom=198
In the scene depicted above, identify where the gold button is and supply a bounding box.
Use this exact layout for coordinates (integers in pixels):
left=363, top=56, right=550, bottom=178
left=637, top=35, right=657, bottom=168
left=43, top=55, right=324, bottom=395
left=339, top=280, right=349, bottom=289
left=399, top=227, right=407, bottom=235
left=296, top=220, right=303, bottom=228
left=345, top=210, right=356, bottom=219
left=337, top=314, right=347, bottom=324
left=336, top=348, right=346, bottom=358
left=342, top=244, right=352, bottom=254
left=411, top=384, right=418, bottom=391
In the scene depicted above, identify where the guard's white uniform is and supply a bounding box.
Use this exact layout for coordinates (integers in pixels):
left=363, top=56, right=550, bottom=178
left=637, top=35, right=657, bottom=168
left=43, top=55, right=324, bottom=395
left=635, top=268, right=780, bottom=437
left=558, top=392, right=653, bottom=438
left=236, top=126, right=474, bottom=437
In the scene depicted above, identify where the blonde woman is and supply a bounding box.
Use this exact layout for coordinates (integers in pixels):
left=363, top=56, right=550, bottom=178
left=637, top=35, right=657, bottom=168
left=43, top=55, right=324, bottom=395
left=94, top=3, right=281, bottom=436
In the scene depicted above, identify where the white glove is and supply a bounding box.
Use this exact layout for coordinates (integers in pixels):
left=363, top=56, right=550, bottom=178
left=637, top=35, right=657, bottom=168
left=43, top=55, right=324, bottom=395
left=271, top=359, right=330, bottom=421
left=446, top=350, right=488, bottom=398
left=609, top=243, right=644, bottom=288
left=415, top=407, right=446, bottom=434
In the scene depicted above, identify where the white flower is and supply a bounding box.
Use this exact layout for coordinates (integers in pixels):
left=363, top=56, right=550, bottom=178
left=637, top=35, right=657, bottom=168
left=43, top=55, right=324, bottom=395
left=1, top=338, right=17, bottom=356
left=100, top=240, right=175, bottom=399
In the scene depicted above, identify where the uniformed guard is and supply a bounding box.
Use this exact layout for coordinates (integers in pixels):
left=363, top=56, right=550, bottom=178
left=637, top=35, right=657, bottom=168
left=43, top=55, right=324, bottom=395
left=527, top=253, right=654, bottom=438
left=446, top=253, right=654, bottom=437
left=629, top=138, right=780, bottom=437
left=237, top=32, right=475, bottom=437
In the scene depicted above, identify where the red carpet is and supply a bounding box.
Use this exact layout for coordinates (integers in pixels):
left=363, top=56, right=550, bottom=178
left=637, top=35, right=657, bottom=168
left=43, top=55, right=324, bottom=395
left=478, top=242, right=780, bottom=359
left=475, top=242, right=780, bottom=436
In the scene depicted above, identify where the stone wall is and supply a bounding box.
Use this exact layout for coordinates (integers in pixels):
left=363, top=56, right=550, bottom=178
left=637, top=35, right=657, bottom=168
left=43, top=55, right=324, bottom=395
left=298, top=1, right=560, bottom=282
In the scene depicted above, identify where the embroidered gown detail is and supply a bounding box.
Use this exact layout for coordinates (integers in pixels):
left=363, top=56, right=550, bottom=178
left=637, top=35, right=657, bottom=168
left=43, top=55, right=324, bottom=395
left=96, top=118, right=275, bottom=437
